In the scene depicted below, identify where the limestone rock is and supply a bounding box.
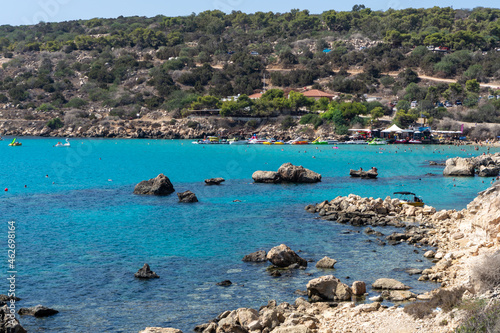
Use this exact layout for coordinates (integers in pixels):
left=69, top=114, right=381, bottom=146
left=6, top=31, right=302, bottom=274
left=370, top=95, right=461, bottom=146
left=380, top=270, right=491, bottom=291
left=478, top=165, right=500, bottom=177
left=356, top=302, right=380, bottom=312
left=134, top=174, right=175, bottom=195
left=177, top=190, right=198, bottom=203
left=242, top=250, right=267, bottom=262
left=252, top=171, right=281, bottom=183
left=204, top=177, right=225, bottom=185
left=443, top=157, right=475, bottom=177
left=306, top=275, right=352, bottom=302
left=272, top=325, right=312, bottom=333
left=134, top=263, right=160, bottom=279
left=139, top=329, right=183, bottom=333
left=372, top=278, right=410, bottom=290
left=18, top=305, right=59, bottom=317
left=351, top=281, right=366, bottom=296
left=315, top=256, right=337, bottom=269
left=267, top=244, right=307, bottom=268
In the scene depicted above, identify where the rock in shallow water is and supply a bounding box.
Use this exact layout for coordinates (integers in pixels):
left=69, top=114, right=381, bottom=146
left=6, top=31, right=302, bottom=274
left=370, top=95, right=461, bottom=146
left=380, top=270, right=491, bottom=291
left=134, top=174, right=175, bottom=195
left=18, top=305, right=59, bottom=317
left=177, top=190, right=198, bottom=203
left=267, top=244, right=307, bottom=268
left=315, top=256, right=337, bottom=269
left=134, top=263, right=160, bottom=279
left=205, top=177, right=225, bottom=185
left=242, top=250, right=267, bottom=262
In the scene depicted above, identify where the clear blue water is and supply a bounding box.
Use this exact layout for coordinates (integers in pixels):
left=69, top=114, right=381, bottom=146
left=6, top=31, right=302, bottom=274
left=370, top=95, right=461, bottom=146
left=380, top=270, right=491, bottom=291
left=0, top=137, right=498, bottom=332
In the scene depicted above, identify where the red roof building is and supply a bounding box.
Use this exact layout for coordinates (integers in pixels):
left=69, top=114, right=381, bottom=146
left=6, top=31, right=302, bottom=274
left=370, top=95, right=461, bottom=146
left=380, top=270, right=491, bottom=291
left=302, top=89, right=336, bottom=101
left=248, top=92, right=263, bottom=99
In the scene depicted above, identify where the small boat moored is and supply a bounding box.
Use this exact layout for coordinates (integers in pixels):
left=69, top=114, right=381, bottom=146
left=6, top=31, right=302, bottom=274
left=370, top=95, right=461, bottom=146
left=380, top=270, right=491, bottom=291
left=394, top=192, right=424, bottom=207
left=54, top=138, right=71, bottom=147
left=8, top=138, right=22, bottom=146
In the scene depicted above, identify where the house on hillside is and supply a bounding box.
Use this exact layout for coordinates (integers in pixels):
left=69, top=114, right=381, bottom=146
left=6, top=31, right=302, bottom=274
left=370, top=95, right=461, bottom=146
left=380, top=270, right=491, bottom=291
left=302, top=89, right=336, bottom=101
left=248, top=92, right=263, bottom=100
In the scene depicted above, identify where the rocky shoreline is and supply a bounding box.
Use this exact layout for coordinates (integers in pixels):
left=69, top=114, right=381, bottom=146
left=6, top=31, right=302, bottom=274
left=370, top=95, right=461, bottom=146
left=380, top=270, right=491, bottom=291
left=141, top=178, right=500, bottom=332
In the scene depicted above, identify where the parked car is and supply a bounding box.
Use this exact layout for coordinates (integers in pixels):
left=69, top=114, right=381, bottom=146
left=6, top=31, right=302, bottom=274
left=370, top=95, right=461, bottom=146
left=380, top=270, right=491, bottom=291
left=445, top=101, right=453, bottom=107
left=436, top=102, right=444, bottom=107
left=488, top=95, right=495, bottom=100
left=455, top=100, right=462, bottom=105
left=250, top=51, right=259, bottom=55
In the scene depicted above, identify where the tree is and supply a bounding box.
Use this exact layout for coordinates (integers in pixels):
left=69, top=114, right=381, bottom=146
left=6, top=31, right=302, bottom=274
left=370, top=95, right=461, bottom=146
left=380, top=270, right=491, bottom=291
left=46, top=117, right=64, bottom=129
left=370, top=107, right=384, bottom=122
left=466, top=79, right=480, bottom=93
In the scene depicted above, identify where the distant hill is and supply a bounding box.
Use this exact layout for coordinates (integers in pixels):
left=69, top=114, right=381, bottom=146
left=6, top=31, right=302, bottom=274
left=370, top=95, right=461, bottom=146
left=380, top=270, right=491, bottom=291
left=0, top=7, right=499, bottom=138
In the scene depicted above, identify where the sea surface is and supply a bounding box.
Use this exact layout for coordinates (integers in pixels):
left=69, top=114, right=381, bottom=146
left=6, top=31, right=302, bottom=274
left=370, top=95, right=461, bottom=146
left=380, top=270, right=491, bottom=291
left=0, top=137, right=498, bottom=332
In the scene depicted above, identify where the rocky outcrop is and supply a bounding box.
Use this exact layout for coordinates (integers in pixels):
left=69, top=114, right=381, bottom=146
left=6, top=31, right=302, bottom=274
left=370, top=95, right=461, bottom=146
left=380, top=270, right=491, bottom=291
left=18, top=305, right=59, bottom=317
left=443, top=157, right=476, bottom=176
left=443, top=153, right=500, bottom=177
left=372, top=278, right=411, bottom=290
left=0, top=305, right=26, bottom=333
left=205, top=178, right=225, bottom=185
left=306, top=275, right=352, bottom=302
left=177, top=190, right=198, bottom=203
left=252, top=171, right=281, bottom=183
left=134, top=174, right=175, bottom=195
left=242, top=250, right=267, bottom=262
left=351, top=281, right=367, bottom=296
left=216, top=280, right=232, bottom=287
left=349, top=169, right=378, bottom=178
left=315, top=256, right=337, bottom=269
left=253, top=163, right=321, bottom=184
left=134, top=263, right=160, bottom=279
left=277, top=163, right=322, bottom=183
left=267, top=244, right=307, bottom=268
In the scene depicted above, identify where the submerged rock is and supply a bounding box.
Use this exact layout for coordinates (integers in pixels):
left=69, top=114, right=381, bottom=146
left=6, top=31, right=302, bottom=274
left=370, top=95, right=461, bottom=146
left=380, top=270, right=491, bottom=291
left=267, top=244, right=307, bottom=268
left=177, top=190, right=198, bottom=203
left=134, top=263, right=160, bottom=279
left=18, top=305, right=59, bottom=317
left=134, top=174, right=175, bottom=195
left=205, top=178, right=225, bottom=185
left=216, top=280, right=232, bottom=287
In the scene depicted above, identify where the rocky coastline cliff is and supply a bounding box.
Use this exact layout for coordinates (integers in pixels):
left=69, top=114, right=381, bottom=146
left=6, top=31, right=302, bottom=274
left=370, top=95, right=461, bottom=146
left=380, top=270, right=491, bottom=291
left=141, top=179, right=500, bottom=333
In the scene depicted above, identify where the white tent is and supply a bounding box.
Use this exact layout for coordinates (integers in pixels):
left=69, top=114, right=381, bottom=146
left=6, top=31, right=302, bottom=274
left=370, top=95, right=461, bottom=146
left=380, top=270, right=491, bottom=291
left=381, top=124, right=403, bottom=133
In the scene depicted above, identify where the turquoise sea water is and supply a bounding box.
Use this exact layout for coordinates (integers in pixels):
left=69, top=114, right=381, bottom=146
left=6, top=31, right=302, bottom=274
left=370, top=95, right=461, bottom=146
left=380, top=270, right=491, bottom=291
left=1, top=137, right=498, bottom=332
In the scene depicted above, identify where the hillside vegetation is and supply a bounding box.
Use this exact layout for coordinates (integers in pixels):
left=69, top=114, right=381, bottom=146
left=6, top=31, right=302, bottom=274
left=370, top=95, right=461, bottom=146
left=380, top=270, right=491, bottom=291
left=0, top=6, right=500, bottom=138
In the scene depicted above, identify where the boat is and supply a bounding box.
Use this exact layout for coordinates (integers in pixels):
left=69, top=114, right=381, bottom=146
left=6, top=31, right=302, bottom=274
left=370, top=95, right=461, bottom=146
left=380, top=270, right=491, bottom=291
left=394, top=139, right=408, bottom=144
left=393, top=192, right=424, bottom=207
left=192, top=136, right=221, bottom=144
left=311, top=137, right=328, bottom=145
left=228, top=139, right=248, bottom=145
left=286, top=137, right=308, bottom=145
left=8, top=138, right=22, bottom=146
left=248, top=134, right=269, bottom=144
left=367, top=138, right=387, bottom=145
left=54, top=138, right=70, bottom=147
left=326, top=139, right=339, bottom=144
left=273, top=141, right=285, bottom=145
left=344, top=139, right=367, bottom=144
left=408, top=139, right=422, bottom=144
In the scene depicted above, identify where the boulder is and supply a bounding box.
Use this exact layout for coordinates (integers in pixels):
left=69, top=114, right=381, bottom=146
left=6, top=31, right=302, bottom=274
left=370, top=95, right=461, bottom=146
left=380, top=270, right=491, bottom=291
left=351, top=281, right=366, bottom=296
left=315, top=256, right=337, bottom=269
left=134, top=174, right=175, bottom=195
left=18, top=305, right=59, bottom=317
left=381, top=290, right=415, bottom=301
left=267, top=244, right=307, bottom=268
left=277, top=163, right=321, bottom=183
left=478, top=165, right=500, bottom=177
left=205, top=178, right=225, bottom=185
left=242, top=250, right=267, bottom=262
left=0, top=305, right=26, bottom=333
left=356, top=302, right=380, bottom=312
left=443, top=157, right=475, bottom=177
left=134, top=263, right=160, bottom=279
left=177, top=190, right=198, bottom=203
left=372, top=278, right=410, bottom=290
left=252, top=171, right=281, bottom=183
left=306, top=275, right=352, bottom=302
left=139, top=329, right=183, bottom=333
left=216, top=280, right=232, bottom=287
left=272, top=326, right=312, bottom=333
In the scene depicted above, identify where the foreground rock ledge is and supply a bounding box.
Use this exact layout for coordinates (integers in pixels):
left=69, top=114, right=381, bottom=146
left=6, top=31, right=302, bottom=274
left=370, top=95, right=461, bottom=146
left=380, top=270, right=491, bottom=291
left=134, top=174, right=175, bottom=195
left=253, top=163, right=321, bottom=184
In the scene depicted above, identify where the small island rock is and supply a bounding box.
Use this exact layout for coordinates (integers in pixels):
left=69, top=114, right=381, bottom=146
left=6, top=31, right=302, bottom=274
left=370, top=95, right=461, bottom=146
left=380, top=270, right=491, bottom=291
left=443, top=157, right=475, bottom=177
left=177, top=190, right=198, bottom=203
left=134, top=263, right=160, bottom=279
left=267, top=244, right=307, bottom=268
left=134, top=174, right=175, bottom=195
left=18, top=305, right=59, bottom=317
left=205, top=178, right=225, bottom=185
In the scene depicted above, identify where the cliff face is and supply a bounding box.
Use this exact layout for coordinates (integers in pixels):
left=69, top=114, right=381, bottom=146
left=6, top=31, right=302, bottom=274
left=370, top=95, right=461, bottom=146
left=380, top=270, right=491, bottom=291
left=465, top=182, right=500, bottom=243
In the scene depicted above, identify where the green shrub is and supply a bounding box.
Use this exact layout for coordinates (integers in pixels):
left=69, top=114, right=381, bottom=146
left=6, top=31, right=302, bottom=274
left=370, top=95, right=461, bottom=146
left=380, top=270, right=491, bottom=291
left=186, top=120, right=199, bottom=129
left=66, top=97, right=88, bottom=108
left=404, top=288, right=466, bottom=319
left=472, top=252, right=500, bottom=292
left=37, top=103, right=54, bottom=111
left=46, top=117, right=64, bottom=129
left=169, top=119, right=177, bottom=125
left=281, top=115, right=296, bottom=130
left=456, top=300, right=500, bottom=333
